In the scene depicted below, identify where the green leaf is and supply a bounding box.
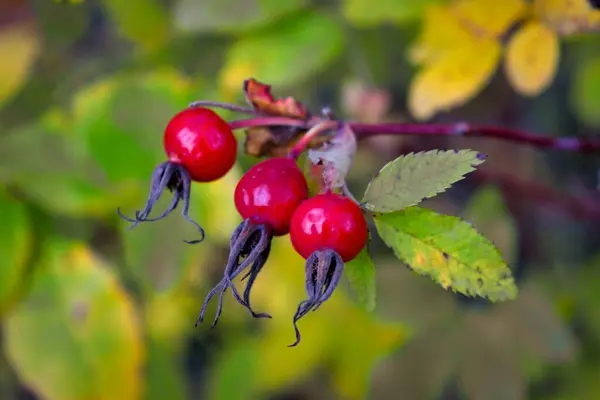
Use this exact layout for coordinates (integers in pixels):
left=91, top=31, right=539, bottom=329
left=174, top=0, right=308, bottom=34
left=101, top=0, right=169, bottom=51
left=344, top=243, right=376, bottom=312
left=342, top=0, right=439, bottom=27
left=219, top=11, right=344, bottom=94
left=570, top=55, right=600, bottom=128
left=362, top=150, right=486, bottom=213
left=145, top=338, right=187, bottom=400
left=374, top=206, right=517, bottom=301
left=3, top=240, right=144, bottom=400
left=0, top=190, right=31, bottom=315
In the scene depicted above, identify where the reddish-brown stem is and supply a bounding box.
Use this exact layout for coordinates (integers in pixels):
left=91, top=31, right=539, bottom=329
left=229, top=117, right=308, bottom=130
left=228, top=116, right=600, bottom=153
left=350, top=122, right=600, bottom=153
left=188, top=100, right=256, bottom=114
left=288, top=120, right=339, bottom=160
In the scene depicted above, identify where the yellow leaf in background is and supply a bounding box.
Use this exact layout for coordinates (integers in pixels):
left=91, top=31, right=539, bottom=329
left=533, top=0, right=600, bottom=35
left=0, top=21, right=39, bottom=106
left=451, top=0, right=528, bottom=38
left=504, top=21, right=559, bottom=96
left=4, top=241, right=144, bottom=400
left=408, top=38, right=501, bottom=120
left=408, top=4, right=473, bottom=65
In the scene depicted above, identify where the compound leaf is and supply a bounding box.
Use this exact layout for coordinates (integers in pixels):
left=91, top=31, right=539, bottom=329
left=344, top=242, right=377, bottom=312
left=362, top=150, right=486, bottom=213
left=374, top=207, right=517, bottom=301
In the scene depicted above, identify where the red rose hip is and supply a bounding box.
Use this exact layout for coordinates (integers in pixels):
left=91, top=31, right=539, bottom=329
left=234, top=157, right=308, bottom=236
left=164, top=107, right=237, bottom=182
left=118, top=106, right=237, bottom=243
left=290, top=193, right=368, bottom=262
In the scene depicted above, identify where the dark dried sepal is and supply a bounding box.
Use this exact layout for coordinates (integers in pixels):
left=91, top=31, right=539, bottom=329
left=196, top=218, right=273, bottom=328
left=288, top=249, right=344, bottom=347
left=117, top=161, right=204, bottom=244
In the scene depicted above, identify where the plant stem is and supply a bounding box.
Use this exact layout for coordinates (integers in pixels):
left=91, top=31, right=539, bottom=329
left=227, top=116, right=600, bottom=153
left=349, top=122, right=600, bottom=153
left=229, top=117, right=308, bottom=130
left=188, top=100, right=256, bottom=114
left=288, top=120, right=340, bottom=160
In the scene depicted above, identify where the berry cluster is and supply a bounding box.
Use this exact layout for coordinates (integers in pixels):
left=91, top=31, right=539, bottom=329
left=118, top=105, right=368, bottom=346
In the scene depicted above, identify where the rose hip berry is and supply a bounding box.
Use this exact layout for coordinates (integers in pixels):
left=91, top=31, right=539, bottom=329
left=287, top=192, right=368, bottom=347
left=234, top=157, right=309, bottom=236
left=117, top=107, right=237, bottom=243
left=290, top=192, right=368, bottom=262
left=197, top=157, right=309, bottom=327
left=164, top=107, right=237, bottom=182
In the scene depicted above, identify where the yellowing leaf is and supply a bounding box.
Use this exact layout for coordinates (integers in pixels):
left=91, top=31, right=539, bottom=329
left=570, top=55, right=600, bottom=128
left=0, top=190, right=31, bottom=315
left=533, top=0, right=600, bottom=35
left=4, top=241, right=144, bottom=400
left=374, top=207, right=517, bottom=301
left=343, top=0, right=439, bottom=27
left=408, top=4, right=474, bottom=65
left=219, top=11, right=344, bottom=95
left=408, top=38, right=501, bottom=120
left=0, top=21, right=39, bottom=105
left=362, top=149, right=486, bottom=213
left=451, top=0, right=527, bottom=38
left=504, top=21, right=560, bottom=96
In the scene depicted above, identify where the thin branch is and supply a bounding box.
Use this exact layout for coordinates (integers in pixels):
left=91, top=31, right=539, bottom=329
left=288, top=120, right=339, bottom=160
left=188, top=100, right=256, bottom=114
left=349, top=122, right=600, bottom=153
left=229, top=117, right=308, bottom=130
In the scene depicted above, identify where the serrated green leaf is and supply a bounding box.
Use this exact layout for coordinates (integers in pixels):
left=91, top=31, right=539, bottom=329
left=361, top=150, right=486, bottom=213
left=344, top=243, right=376, bottom=312
left=374, top=206, right=517, bottom=302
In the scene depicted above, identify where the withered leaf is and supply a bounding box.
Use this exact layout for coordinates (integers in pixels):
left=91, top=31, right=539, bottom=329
left=243, top=78, right=309, bottom=119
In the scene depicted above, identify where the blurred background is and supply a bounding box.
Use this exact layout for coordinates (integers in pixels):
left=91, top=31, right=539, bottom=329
left=1, top=0, right=600, bottom=399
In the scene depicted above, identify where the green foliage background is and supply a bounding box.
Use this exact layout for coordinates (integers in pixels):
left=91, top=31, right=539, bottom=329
left=0, top=1, right=599, bottom=399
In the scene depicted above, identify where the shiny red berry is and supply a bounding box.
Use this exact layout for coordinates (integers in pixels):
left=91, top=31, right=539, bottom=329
left=289, top=193, right=368, bottom=262
left=234, top=157, right=309, bottom=236
left=164, top=107, right=237, bottom=182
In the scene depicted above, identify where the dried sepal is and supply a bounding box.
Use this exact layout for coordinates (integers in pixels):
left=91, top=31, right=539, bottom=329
left=289, top=249, right=344, bottom=347
left=117, top=161, right=204, bottom=244
left=196, top=218, right=272, bottom=328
